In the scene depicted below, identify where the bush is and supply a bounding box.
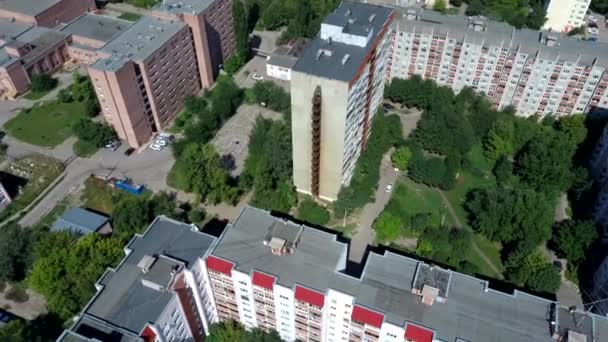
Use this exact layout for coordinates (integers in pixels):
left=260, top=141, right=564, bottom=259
left=57, top=88, right=73, bottom=103
left=246, top=81, right=291, bottom=115
left=72, top=118, right=116, bottom=147
left=297, top=197, right=330, bottom=226
left=30, top=73, right=57, bottom=93
left=407, top=150, right=455, bottom=190
left=5, top=286, right=29, bottom=303
left=189, top=209, right=206, bottom=223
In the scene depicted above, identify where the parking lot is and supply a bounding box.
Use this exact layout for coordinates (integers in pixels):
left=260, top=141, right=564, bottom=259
left=234, top=56, right=290, bottom=92
left=211, top=104, right=282, bottom=176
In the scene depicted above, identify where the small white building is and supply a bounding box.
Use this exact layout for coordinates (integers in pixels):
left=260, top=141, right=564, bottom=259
left=265, top=38, right=309, bottom=81
left=543, top=0, right=592, bottom=32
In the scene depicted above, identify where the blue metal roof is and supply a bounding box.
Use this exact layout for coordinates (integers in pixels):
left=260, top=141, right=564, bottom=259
left=51, top=208, right=109, bottom=235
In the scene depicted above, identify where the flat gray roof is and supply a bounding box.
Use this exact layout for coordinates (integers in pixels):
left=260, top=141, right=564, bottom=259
left=212, top=206, right=354, bottom=293
left=0, top=0, right=62, bottom=17
left=51, top=208, right=109, bottom=235
left=91, top=15, right=185, bottom=72
left=211, top=206, right=608, bottom=341
left=60, top=14, right=133, bottom=44
left=397, top=9, right=608, bottom=67
left=0, top=18, right=32, bottom=42
left=292, top=1, right=393, bottom=81
left=83, top=216, right=216, bottom=334
left=152, top=0, right=215, bottom=15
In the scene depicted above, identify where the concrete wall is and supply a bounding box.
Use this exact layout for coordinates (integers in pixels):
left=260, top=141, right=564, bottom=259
left=291, top=71, right=349, bottom=201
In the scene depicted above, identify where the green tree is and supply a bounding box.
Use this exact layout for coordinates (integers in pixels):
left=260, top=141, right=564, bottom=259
left=149, top=191, right=177, bottom=218
left=28, top=234, right=124, bottom=320
left=72, top=118, right=116, bottom=147
left=506, top=251, right=561, bottom=293
left=483, top=118, right=515, bottom=161
left=556, top=114, right=587, bottom=147
left=493, top=155, right=514, bottom=185
left=29, top=73, right=57, bottom=93
left=592, top=0, right=608, bottom=15
left=112, top=198, right=151, bottom=236
left=516, top=131, right=576, bottom=194
left=374, top=212, right=403, bottom=242
left=551, top=219, right=597, bottom=264
left=392, top=146, right=412, bottom=170
left=170, top=143, right=238, bottom=204
left=0, top=224, right=33, bottom=282
left=434, top=0, right=447, bottom=12
left=297, top=197, right=330, bottom=226
left=233, top=0, right=250, bottom=59
left=207, top=320, right=281, bottom=342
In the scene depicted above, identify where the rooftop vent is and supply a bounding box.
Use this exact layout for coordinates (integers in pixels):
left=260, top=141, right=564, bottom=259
left=263, top=220, right=303, bottom=256
left=405, top=8, right=417, bottom=20
left=137, top=255, right=157, bottom=274
left=368, top=14, right=376, bottom=23
left=545, top=34, right=559, bottom=47
left=468, top=17, right=487, bottom=32
left=341, top=54, right=350, bottom=65
left=421, top=285, right=439, bottom=306
left=345, top=9, right=351, bottom=17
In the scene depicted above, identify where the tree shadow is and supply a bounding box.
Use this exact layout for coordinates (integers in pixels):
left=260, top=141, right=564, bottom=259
left=219, top=154, right=236, bottom=172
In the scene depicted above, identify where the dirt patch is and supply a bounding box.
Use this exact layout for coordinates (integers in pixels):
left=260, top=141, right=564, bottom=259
left=0, top=282, right=47, bottom=320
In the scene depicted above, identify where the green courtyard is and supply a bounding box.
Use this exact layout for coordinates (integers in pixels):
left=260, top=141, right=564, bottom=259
left=4, top=101, right=86, bottom=147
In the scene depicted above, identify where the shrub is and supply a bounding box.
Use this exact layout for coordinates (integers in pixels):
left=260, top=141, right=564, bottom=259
left=5, top=286, right=29, bottom=303
left=297, top=197, right=330, bottom=226
left=30, top=73, right=57, bottom=93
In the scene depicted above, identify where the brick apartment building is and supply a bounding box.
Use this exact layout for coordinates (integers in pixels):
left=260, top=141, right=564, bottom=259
left=58, top=205, right=608, bottom=342
left=386, top=8, right=608, bottom=118
left=291, top=1, right=394, bottom=201
left=0, top=0, right=236, bottom=147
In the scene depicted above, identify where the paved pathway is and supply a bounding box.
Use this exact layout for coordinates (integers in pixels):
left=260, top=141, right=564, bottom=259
left=348, top=149, right=398, bottom=262
left=436, top=190, right=504, bottom=279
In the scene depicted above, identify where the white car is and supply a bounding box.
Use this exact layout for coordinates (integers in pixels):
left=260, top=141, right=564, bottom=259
left=149, top=143, right=163, bottom=151
left=588, top=15, right=597, bottom=23
left=251, top=73, right=264, bottom=81
left=385, top=184, right=393, bottom=192
left=156, top=139, right=168, bottom=146
left=158, top=133, right=174, bottom=142
left=588, top=27, right=599, bottom=35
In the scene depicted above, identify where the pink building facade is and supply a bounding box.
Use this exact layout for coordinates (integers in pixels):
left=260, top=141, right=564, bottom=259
left=89, top=17, right=201, bottom=148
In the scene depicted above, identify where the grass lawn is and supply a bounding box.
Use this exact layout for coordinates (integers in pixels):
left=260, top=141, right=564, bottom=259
left=23, top=88, right=52, bottom=101
left=117, top=12, right=141, bottom=21
left=127, top=0, right=158, bottom=8
left=80, top=177, right=150, bottom=215
left=4, top=100, right=86, bottom=147
left=393, top=177, right=456, bottom=228
left=73, top=140, right=99, bottom=158
left=0, top=155, right=64, bottom=222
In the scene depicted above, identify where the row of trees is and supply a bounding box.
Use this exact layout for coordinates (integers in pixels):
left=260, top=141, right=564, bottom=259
left=253, top=0, right=340, bottom=43
left=333, top=112, right=403, bottom=216
left=207, top=321, right=281, bottom=342
left=459, top=0, right=547, bottom=30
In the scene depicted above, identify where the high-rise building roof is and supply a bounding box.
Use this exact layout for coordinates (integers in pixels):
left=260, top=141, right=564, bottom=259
left=60, top=14, right=133, bottom=45
left=75, top=216, right=216, bottom=336
left=152, top=0, right=215, bottom=15
left=91, top=16, right=186, bottom=72
left=210, top=206, right=608, bottom=342
left=0, top=0, right=63, bottom=17
left=292, top=1, right=394, bottom=81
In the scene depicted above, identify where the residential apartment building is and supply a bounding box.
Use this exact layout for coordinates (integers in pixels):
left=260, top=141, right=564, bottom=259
left=59, top=205, right=608, bottom=342
left=151, top=0, right=236, bottom=88
left=387, top=9, right=608, bottom=117
left=0, top=19, right=70, bottom=98
left=291, top=1, right=394, bottom=201
left=0, top=179, right=11, bottom=212
left=88, top=16, right=202, bottom=147
left=543, top=0, right=592, bottom=33
left=57, top=215, right=218, bottom=342
left=0, top=0, right=96, bottom=28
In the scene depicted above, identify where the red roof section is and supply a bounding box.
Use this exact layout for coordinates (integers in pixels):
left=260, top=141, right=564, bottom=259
left=206, top=255, right=233, bottom=275
left=351, top=305, right=384, bottom=328
left=294, top=285, right=325, bottom=307
left=140, top=325, right=156, bottom=342
left=405, top=323, right=434, bottom=342
left=252, top=271, right=275, bottom=290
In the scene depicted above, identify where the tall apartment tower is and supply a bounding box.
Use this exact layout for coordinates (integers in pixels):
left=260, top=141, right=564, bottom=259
left=291, top=1, right=394, bottom=201
left=543, top=0, right=592, bottom=32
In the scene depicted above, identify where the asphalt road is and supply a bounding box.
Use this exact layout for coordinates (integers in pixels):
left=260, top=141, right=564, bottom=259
left=18, top=143, right=174, bottom=227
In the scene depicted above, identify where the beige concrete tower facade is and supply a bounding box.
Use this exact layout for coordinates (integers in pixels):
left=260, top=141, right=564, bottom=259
left=291, top=2, right=394, bottom=201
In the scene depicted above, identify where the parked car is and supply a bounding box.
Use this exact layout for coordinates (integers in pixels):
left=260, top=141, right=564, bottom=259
left=385, top=184, right=393, bottom=192
left=156, top=139, right=168, bottom=147
left=124, top=147, right=135, bottom=156
left=383, top=103, right=394, bottom=111
left=105, top=139, right=121, bottom=151
left=588, top=15, right=597, bottom=23
left=158, top=133, right=174, bottom=142
left=149, top=143, right=162, bottom=151
left=588, top=27, right=599, bottom=35
left=251, top=73, right=264, bottom=81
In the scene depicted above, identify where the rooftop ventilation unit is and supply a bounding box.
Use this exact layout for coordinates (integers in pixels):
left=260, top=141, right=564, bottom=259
left=341, top=54, right=350, bottom=65
left=368, top=14, right=376, bottom=23
left=137, top=255, right=157, bottom=274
